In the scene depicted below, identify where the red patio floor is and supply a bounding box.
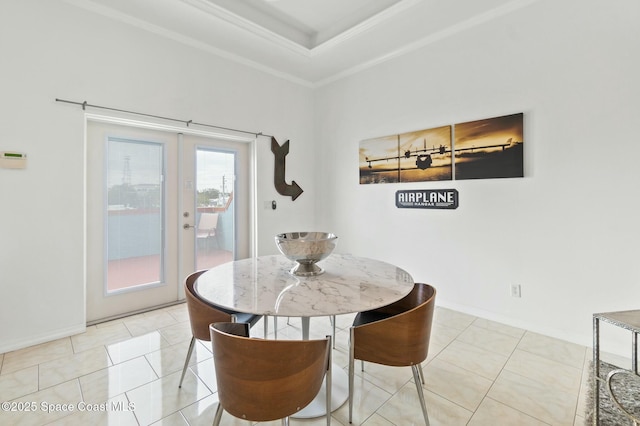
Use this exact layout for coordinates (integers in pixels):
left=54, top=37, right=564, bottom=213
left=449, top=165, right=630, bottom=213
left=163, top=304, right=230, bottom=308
left=107, top=249, right=233, bottom=291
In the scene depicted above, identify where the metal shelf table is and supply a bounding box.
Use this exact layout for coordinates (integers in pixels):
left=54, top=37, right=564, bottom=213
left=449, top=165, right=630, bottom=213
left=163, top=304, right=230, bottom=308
left=593, top=309, right=640, bottom=425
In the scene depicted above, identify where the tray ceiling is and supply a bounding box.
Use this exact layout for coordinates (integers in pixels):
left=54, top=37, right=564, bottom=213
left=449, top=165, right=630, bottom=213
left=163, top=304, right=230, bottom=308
left=65, top=0, right=537, bottom=86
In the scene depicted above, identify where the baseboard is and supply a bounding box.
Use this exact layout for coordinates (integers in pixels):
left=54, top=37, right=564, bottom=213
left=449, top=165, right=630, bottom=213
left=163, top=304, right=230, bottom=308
left=0, top=323, right=86, bottom=355
left=436, top=300, right=594, bottom=350
left=86, top=299, right=186, bottom=326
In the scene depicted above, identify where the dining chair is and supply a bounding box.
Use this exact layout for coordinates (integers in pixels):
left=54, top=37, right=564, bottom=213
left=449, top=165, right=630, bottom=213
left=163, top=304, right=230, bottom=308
left=348, top=283, right=436, bottom=425
left=210, top=322, right=332, bottom=426
left=178, top=269, right=266, bottom=388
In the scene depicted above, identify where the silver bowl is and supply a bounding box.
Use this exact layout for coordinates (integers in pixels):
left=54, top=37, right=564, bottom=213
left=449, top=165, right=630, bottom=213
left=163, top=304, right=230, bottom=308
left=275, top=232, right=338, bottom=276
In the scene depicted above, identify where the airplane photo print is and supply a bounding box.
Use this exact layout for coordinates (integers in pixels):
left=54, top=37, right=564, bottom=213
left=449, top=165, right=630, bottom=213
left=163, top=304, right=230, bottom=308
left=454, top=112, right=524, bottom=180
left=359, top=112, right=524, bottom=184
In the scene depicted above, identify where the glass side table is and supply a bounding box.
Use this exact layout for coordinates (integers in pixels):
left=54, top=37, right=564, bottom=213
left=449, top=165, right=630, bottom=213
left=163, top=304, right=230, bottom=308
left=593, top=309, right=640, bottom=425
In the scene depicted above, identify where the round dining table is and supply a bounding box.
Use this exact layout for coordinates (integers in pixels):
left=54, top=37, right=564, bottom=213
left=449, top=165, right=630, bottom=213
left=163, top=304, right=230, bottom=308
left=194, top=253, right=415, bottom=418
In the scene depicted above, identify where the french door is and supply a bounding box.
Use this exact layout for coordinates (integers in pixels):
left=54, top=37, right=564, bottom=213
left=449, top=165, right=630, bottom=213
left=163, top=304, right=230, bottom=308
left=86, top=117, right=254, bottom=323
left=179, top=133, right=252, bottom=276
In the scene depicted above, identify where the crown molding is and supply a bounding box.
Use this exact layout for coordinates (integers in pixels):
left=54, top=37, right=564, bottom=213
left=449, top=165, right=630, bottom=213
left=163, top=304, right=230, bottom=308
left=65, top=0, right=540, bottom=88
left=310, top=0, right=422, bottom=56
left=314, top=0, right=540, bottom=87
left=180, top=0, right=313, bottom=57
left=181, top=0, right=423, bottom=58
left=64, top=0, right=314, bottom=86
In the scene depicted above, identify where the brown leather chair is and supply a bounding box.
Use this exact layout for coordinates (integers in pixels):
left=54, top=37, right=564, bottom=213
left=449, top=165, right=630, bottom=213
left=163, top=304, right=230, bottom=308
left=210, top=322, right=332, bottom=426
left=348, top=283, right=436, bottom=425
left=178, top=269, right=265, bottom=388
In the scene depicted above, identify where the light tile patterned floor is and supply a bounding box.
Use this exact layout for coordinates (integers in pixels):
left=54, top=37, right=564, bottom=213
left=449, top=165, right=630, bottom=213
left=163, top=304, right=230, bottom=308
left=0, top=304, right=592, bottom=425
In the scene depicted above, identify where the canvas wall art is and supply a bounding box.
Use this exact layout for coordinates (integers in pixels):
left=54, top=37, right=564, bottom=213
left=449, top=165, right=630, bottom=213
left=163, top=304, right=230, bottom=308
left=359, top=125, right=452, bottom=184
left=359, top=112, right=524, bottom=184
left=454, top=112, right=524, bottom=180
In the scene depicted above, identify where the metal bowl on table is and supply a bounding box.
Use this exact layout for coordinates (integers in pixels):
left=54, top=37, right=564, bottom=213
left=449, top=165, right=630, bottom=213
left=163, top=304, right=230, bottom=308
left=274, top=232, right=338, bottom=276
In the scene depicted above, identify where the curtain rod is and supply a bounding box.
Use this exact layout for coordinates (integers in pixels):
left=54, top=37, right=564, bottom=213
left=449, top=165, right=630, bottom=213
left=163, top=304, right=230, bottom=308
left=55, top=98, right=272, bottom=138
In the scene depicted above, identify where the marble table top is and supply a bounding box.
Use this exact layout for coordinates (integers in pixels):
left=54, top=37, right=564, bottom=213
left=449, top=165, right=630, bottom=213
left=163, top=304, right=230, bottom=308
left=194, top=254, right=414, bottom=317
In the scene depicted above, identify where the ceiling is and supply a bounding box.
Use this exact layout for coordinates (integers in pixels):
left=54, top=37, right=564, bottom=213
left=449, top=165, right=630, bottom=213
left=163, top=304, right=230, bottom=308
left=65, top=0, right=535, bottom=86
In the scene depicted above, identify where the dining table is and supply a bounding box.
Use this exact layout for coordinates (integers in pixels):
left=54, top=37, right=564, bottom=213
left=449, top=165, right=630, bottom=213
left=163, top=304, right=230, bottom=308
left=194, top=253, right=415, bottom=418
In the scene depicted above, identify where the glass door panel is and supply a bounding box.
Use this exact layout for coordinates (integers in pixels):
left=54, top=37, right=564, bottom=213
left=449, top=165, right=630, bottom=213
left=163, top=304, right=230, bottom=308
left=179, top=134, right=252, bottom=279
left=106, top=138, right=164, bottom=292
left=195, top=148, right=235, bottom=270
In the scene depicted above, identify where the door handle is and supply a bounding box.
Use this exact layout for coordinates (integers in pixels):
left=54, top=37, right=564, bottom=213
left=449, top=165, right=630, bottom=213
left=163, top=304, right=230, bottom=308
left=183, top=224, right=195, bottom=230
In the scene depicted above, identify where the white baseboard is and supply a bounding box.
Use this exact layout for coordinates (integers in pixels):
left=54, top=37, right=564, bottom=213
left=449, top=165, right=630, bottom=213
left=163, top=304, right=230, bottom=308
left=436, top=300, right=593, bottom=349
left=438, top=301, right=636, bottom=362
left=0, top=323, right=86, bottom=355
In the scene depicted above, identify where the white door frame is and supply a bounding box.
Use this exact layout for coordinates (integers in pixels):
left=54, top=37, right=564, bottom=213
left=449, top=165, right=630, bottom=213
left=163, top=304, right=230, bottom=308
left=83, top=113, right=257, bottom=315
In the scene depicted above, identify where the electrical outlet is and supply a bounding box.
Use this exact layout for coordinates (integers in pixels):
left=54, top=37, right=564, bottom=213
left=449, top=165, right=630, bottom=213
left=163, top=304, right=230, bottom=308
left=510, top=284, right=521, bottom=298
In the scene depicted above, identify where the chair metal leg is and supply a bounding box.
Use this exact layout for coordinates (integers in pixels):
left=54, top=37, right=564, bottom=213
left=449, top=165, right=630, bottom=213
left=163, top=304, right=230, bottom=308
left=418, top=363, right=425, bottom=384
left=178, top=336, right=196, bottom=388
left=326, top=335, right=332, bottom=426
left=348, top=328, right=355, bottom=423
left=212, top=403, right=223, bottom=426
left=282, top=416, right=289, bottom=426
left=412, top=365, right=430, bottom=425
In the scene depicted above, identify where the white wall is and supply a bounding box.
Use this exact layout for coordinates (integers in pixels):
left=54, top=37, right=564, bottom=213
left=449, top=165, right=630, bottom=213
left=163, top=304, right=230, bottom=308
left=314, top=0, right=640, bottom=354
left=0, top=0, right=316, bottom=353
left=2, top=0, right=639, bottom=357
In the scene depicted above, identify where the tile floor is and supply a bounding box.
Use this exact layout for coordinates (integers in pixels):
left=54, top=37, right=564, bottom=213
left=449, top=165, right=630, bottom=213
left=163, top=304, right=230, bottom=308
left=0, top=304, right=596, bottom=425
